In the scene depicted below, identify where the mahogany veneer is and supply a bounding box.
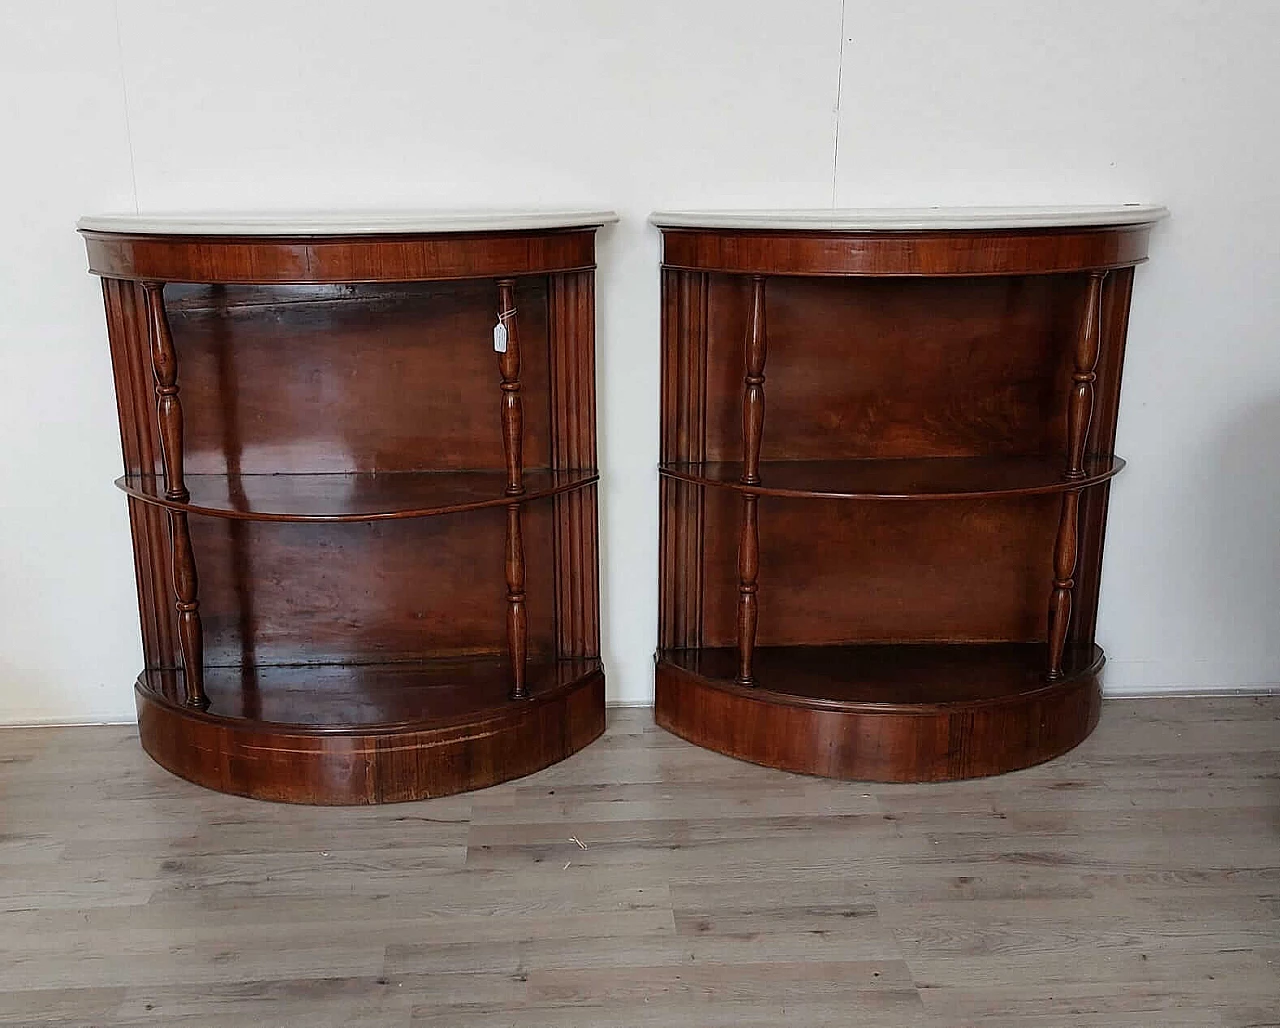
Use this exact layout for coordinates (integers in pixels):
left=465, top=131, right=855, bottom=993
left=83, top=211, right=613, bottom=803
left=653, top=207, right=1165, bottom=781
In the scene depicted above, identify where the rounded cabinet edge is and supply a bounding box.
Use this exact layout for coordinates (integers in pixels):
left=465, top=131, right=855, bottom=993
left=79, top=226, right=605, bottom=284
left=656, top=223, right=1157, bottom=276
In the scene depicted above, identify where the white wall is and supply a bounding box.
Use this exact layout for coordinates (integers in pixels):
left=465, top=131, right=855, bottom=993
left=1, top=0, right=1276, bottom=723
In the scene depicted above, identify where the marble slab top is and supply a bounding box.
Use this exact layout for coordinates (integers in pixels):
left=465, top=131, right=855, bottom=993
left=650, top=205, right=1168, bottom=231
left=78, top=208, right=620, bottom=235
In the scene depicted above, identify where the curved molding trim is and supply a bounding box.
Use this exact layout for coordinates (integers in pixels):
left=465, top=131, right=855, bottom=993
left=136, top=665, right=605, bottom=804
left=651, top=204, right=1168, bottom=231
left=116, top=470, right=599, bottom=523
left=655, top=647, right=1103, bottom=781
left=659, top=456, right=1124, bottom=502
left=79, top=208, right=619, bottom=236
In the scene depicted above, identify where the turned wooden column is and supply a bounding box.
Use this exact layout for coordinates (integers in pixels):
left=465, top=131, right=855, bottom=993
left=1047, top=271, right=1105, bottom=680
left=736, top=276, right=767, bottom=685
left=736, top=495, right=760, bottom=685
left=142, top=281, right=207, bottom=710
left=496, top=279, right=527, bottom=699
left=497, top=279, right=524, bottom=496
left=168, top=513, right=205, bottom=708
left=504, top=503, right=528, bottom=700
left=1046, top=490, right=1080, bottom=681
left=1066, top=272, right=1105, bottom=479
left=741, top=276, right=767, bottom=485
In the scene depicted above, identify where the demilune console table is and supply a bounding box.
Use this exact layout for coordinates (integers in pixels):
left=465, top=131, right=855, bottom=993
left=653, top=205, right=1166, bottom=781
left=80, top=209, right=616, bottom=803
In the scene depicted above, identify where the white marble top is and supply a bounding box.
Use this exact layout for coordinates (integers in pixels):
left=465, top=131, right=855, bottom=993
left=650, top=205, right=1168, bottom=231
left=77, top=208, right=619, bottom=235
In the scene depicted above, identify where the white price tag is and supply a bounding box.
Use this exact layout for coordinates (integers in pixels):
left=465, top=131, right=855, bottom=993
left=493, top=319, right=508, bottom=353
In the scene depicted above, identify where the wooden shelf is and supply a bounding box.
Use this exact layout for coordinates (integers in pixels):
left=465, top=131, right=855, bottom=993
left=659, top=643, right=1102, bottom=710
left=661, top=456, right=1122, bottom=501
left=137, top=657, right=604, bottom=804
left=140, top=656, right=601, bottom=729
left=117, top=469, right=598, bottom=522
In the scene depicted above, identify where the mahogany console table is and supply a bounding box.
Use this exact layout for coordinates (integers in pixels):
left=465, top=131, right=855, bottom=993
left=653, top=205, right=1166, bottom=781
left=80, top=209, right=616, bottom=803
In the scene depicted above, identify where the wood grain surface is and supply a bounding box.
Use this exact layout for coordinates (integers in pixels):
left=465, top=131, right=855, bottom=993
left=82, top=229, right=599, bottom=283
left=657, top=221, right=1158, bottom=781
left=661, top=456, right=1123, bottom=500
left=90, top=228, right=606, bottom=804
left=659, top=224, right=1154, bottom=276
left=656, top=644, right=1103, bottom=781
left=1, top=699, right=1277, bottom=1026
left=116, top=470, right=598, bottom=522
left=136, top=662, right=605, bottom=805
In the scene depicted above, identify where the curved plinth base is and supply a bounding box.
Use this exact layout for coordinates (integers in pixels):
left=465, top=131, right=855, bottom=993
left=135, top=658, right=605, bottom=804
left=655, top=644, right=1102, bottom=782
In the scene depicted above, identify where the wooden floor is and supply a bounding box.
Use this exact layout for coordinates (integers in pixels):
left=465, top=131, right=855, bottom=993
left=2, top=698, right=1278, bottom=1027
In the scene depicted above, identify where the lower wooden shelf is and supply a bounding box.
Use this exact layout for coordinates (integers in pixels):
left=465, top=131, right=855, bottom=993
left=135, top=657, right=604, bottom=804
left=655, top=643, right=1102, bottom=782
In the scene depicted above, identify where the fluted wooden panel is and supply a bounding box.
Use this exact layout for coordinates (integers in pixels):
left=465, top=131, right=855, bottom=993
left=102, top=278, right=176, bottom=673
left=549, top=270, right=601, bottom=659
left=658, top=269, right=708, bottom=651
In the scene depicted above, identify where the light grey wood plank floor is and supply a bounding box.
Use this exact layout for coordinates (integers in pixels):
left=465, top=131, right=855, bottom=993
left=1, top=697, right=1278, bottom=1027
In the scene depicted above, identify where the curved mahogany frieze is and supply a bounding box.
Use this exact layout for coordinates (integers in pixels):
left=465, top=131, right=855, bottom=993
left=660, top=226, right=1154, bottom=277
left=82, top=229, right=598, bottom=284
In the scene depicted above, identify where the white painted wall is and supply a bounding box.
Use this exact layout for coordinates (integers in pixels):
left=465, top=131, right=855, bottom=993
left=1, top=1, right=1276, bottom=723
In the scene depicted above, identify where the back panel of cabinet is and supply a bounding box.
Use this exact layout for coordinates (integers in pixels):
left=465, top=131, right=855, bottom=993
left=159, top=280, right=553, bottom=475
left=702, top=274, right=1087, bottom=461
